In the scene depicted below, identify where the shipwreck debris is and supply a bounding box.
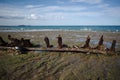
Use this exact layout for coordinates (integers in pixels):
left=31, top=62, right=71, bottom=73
left=44, top=36, right=53, bottom=48
left=20, top=38, right=33, bottom=47
left=57, top=35, right=63, bottom=48
left=81, top=35, right=91, bottom=49
left=0, top=36, right=8, bottom=46
left=94, top=35, right=105, bottom=50
left=0, top=34, right=119, bottom=55
left=8, top=35, right=33, bottom=47
left=110, top=40, right=116, bottom=52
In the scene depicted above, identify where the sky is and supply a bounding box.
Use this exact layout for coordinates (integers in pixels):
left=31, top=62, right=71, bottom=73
left=0, top=0, right=120, bottom=25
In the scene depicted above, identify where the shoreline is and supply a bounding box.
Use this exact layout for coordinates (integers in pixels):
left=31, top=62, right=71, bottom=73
left=0, top=29, right=120, bottom=33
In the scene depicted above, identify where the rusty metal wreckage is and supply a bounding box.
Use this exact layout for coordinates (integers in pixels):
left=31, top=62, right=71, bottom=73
left=0, top=35, right=118, bottom=55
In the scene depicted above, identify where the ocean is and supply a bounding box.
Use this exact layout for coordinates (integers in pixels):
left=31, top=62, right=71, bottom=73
left=0, top=25, right=120, bottom=32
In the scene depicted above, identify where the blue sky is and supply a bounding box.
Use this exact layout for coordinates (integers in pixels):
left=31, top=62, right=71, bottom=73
left=0, top=0, right=120, bottom=25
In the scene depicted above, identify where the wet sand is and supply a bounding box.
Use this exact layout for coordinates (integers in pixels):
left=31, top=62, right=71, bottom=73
left=0, top=31, right=120, bottom=50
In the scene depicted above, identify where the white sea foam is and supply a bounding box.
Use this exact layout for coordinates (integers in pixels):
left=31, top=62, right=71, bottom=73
left=0, top=29, right=63, bottom=32
left=80, top=28, right=92, bottom=31
left=0, top=28, right=119, bottom=32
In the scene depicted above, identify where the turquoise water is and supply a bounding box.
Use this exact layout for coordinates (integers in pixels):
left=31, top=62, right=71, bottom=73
left=0, top=25, right=120, bottom=32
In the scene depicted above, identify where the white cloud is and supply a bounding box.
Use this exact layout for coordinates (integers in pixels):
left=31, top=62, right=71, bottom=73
left=97, top=3, right=109, bottom=8
left=25, top=12, right=65, bottom=20
left=0, top=15, right=25, bottom=19
left=0, top=3, right=120, bottom=22
left=27, top=14, right=38, bottom=20
left=25, top=5, right=87, bottom=12
left=25, top=5, right=43, bottom=9
left=103, top=7, right=120, bottom=17
left=45, top=6, right=86, bottom=11
left=75, top=12, right=103, bottom=16
left=32, top=12, right=64, bottom=20
left=25, top=5, right=35, bottom=8
left=71, top=0, right=102, bottom=4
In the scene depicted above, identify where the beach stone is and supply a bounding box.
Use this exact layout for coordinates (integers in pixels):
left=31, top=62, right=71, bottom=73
left=99, top=45, right=106, bottom=51
left=7, top=48, right=21, bottom=56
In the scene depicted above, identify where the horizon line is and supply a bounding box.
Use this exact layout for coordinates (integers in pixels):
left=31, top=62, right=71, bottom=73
left=0, top=25, right=120, bottom=26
